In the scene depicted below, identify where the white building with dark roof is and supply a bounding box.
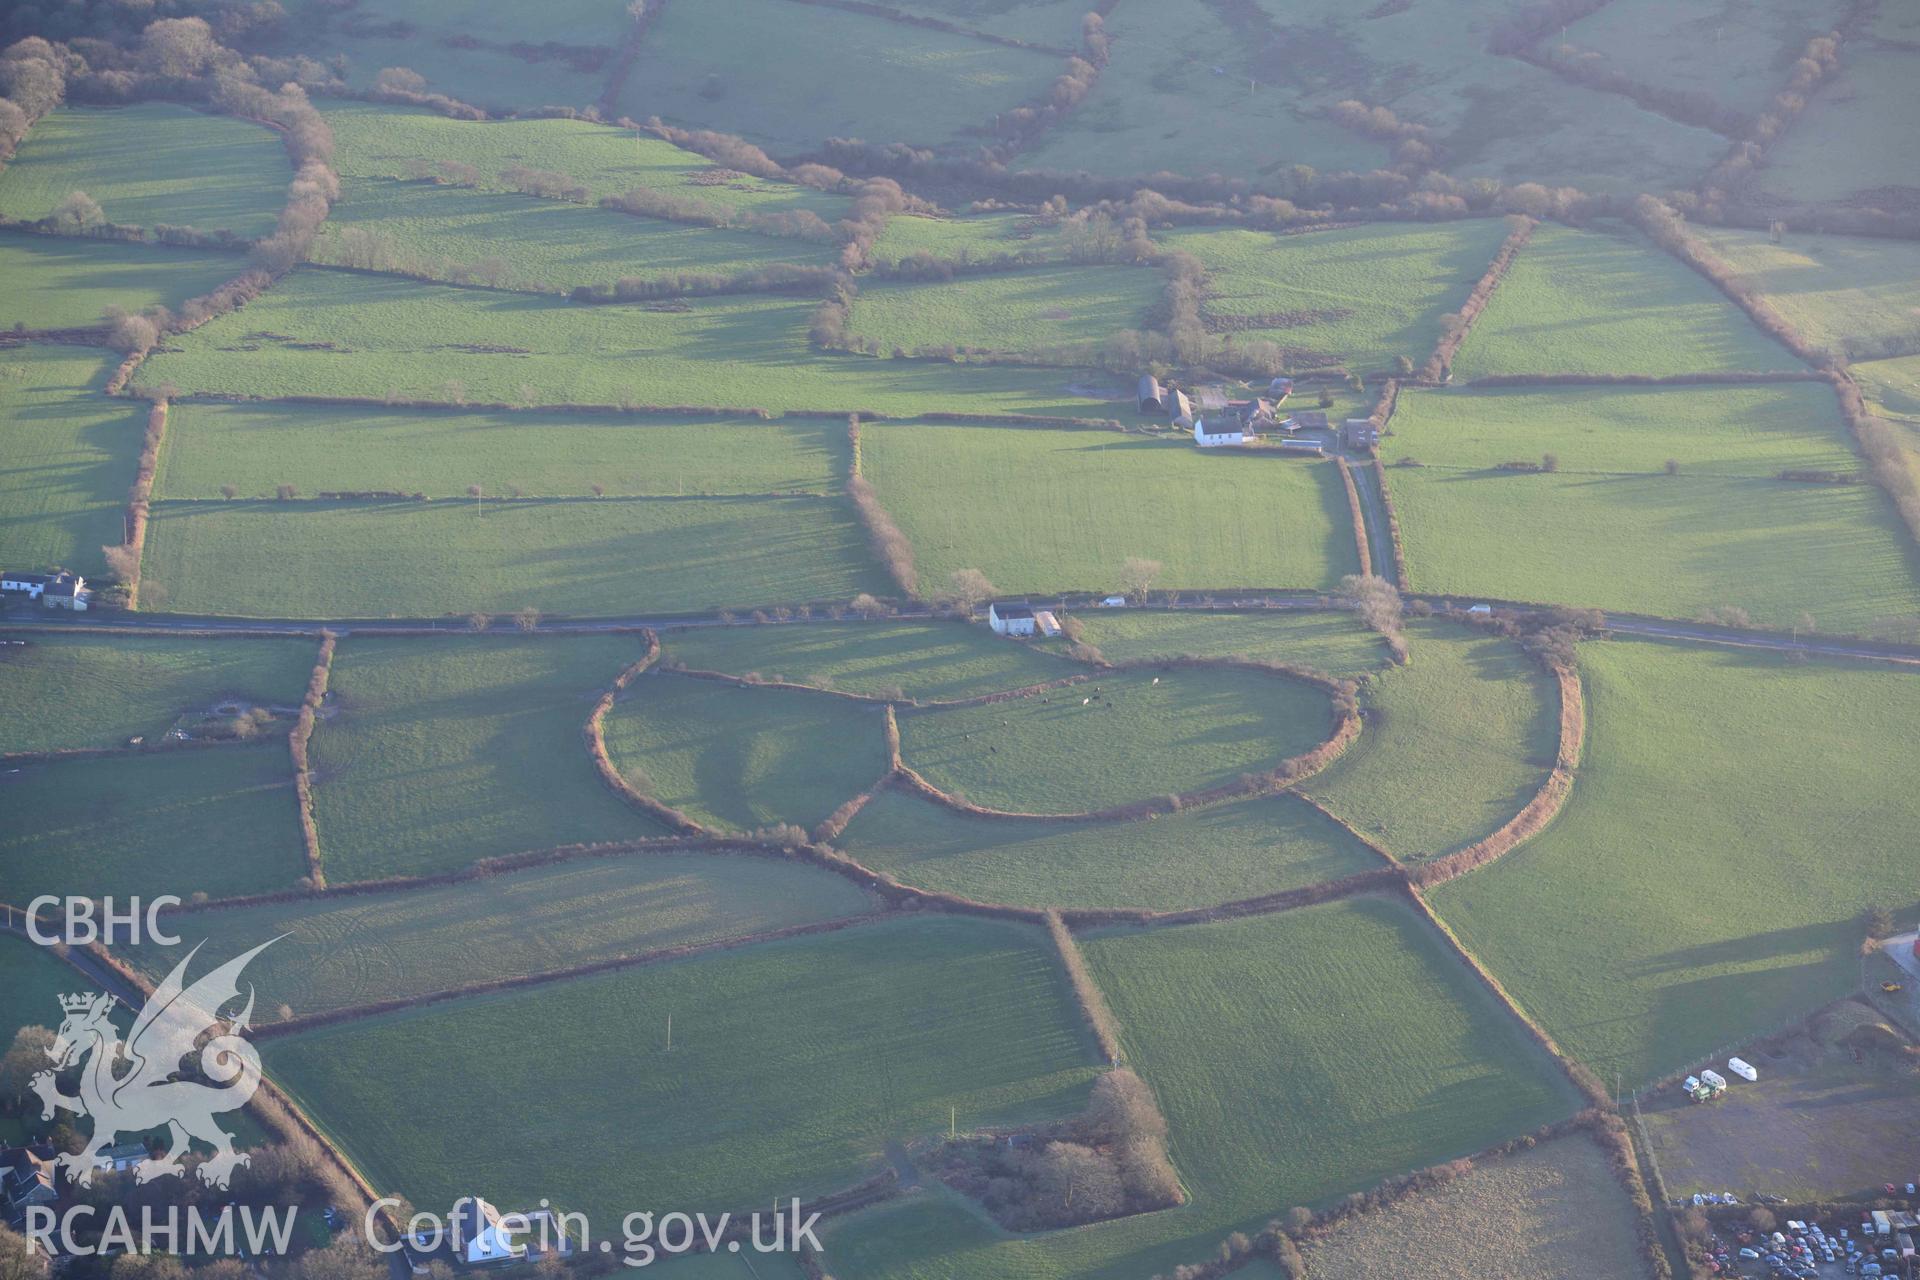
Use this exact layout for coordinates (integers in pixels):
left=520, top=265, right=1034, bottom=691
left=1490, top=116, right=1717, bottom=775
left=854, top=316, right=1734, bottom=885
left=988, top=601, right=1037, bottom=637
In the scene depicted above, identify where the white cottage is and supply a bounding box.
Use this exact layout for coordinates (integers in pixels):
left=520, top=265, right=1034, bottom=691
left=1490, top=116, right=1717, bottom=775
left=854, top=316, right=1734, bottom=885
left=41, top=573, right=86, bottom=611
left=988, top=601, right=1037, bottom=637
left=447, top=1197, right=526, bottom=1267
left=1193, top=417, right=1245, bottom=448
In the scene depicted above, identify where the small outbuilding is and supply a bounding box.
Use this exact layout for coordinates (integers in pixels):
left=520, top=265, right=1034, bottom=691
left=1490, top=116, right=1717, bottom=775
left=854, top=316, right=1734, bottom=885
left=988, top=601, right=1037, bottom=637
left=1137, top=374, right=1165, bottom=413
left=1193, top=417, right=1246, bottom=448
left=1277, top=438, right=1324, bottom=456
left=1032, top=609, right=1062, bottom=638
left=1288, top=410, right=1329, bottom=432
left=1168, top=388, right=1194, bottom=428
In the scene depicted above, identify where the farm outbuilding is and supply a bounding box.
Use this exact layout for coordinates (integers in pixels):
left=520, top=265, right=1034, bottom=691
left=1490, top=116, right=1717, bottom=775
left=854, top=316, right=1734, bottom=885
left=1137, top=374, right=1165, bottom=412
left=1230, top=398, right=1276, bottom=430
left=988, top=601, right=1037, bottom=637
left=0, top=571, right=51, bottom=598
left=1168, top=389, right=1194, bottom=428
left=1342, top=417, right=1380, bottom=450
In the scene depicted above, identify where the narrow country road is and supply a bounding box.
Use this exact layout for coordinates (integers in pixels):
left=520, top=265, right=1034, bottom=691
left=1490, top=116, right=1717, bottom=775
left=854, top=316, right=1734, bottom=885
left=3, top=595, right=1916, bottom=665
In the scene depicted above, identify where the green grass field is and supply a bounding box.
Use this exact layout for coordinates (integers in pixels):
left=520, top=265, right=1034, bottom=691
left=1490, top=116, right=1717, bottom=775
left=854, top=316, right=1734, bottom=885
left=889, top=0, right=1091, bottom=45
left=310, top=180, right=833, bottom=293
left=0, top=345, right=144, bottom=580
left=1014, top=0, right=1388, bottom=180
left=1756, top=4, right=1920, bottom=204
left=1159, top=221, right=1514, bottom=371
left=119, top=852, right=875, bottom=1022
left=291, top=0, right=632, bottom=113
left=138, top=495, right=890, bottom=618
left=838, top=788, right=1381, bottom=909
left=1697, top=228, right=1920, bottom=361
left=1018, top=0, right=1722, bottom=194
left=617, top=0, right=1061, bottom=152
left=1561, top=0, right=1848, bottom=117
left=897, top=665, right=1335, bottom=813
left=308, top=636, right=665, bottom=884
left=321, top=103, right=846, bottom=220
left=0, top=632, right=315, bottom=755
left=661, top=620, right=1071, bottom=702
left=847, top=265, right=1161, bottom=357
left=861, top=423, right=1360, bottom=594
left=1069, top=610, right=1390, bottom=674
left=602, top=673, right=891, bottom=832
left=871, top=212, right=1073, bottom=266
left=137, top=269, right=1117, bottom=417
left=0, top=105, right=285, bottom=236
left=0, top=232, right=249, bottom=331
left=1076, top=898, right=1577, bottom=1271
left=0, top=935, right=102, bottom=1050
left=0, top=744, right=306, bottom=905
left=1384, top=383, right=1858, bottom=477
left=1450, top=223, right=1802, bottom=379
left=1430, top=638, right=1920, bottom=1088
left=1385, top=461, right=1920, bottom=631
left=1302, top=622, right=1561, bottom=860
left=263, top=916, right=1101, bottom=1217
left=826, top=896, right=1577, bottom=1280
left=154, top=402, right=849, bottom=499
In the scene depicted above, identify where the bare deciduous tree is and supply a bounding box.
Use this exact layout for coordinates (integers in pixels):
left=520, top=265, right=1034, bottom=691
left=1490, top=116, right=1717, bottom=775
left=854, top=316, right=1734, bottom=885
left=1118, top=556, right=1162, bottom=604
left=945, top=568, right=996, bottom=615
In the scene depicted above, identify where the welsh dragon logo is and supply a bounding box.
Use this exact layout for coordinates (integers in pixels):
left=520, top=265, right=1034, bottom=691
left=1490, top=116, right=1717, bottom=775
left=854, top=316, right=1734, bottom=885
left=32, top=940, right=277, bottom=1190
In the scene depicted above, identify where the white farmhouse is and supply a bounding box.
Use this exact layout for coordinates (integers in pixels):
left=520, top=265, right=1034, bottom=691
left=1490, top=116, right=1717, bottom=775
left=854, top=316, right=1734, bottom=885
left=988, top=601, right=1037, bottom=637
left=1192, top=416, right=1245, bottom=448
left=447, top=1196, right=526, bottom=1267
left=42, top=573, right=87, bottom=611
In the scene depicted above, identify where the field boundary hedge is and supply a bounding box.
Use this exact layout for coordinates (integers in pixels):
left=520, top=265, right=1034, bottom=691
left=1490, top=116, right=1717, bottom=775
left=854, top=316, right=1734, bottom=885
left=1465, top=369, right=1823, bottom=388
left=1371, top=455, right=1410, bottom=583
left=0, top=734, right=277, bottom=769
left=288, top=631, right=336, bottom=888
left=1409, top=661, right=1584, bottom=888
left=1402, top=880, right=1608, bottom=1110
left=779, top=0, right=1073, bottom=54
left=593, top=0, right=667, bottom=119
left=1044, top=908, right=1123, bottom=1064
left=1335, top=458, right=1374, bottom=578
left=244, top=912, right=885, bottom=1041
left=582, top=631, right=709, bottom=834
left=1061, top=869, right=1406, bottom=931
left=664, top=660, right=1092, bottom=710
left=1420, top=215, right=1533, bottom=382
left=114, top=398, right=167, bottom=607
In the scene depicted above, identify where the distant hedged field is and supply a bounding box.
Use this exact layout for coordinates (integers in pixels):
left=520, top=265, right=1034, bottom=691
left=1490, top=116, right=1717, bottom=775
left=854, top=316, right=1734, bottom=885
left=1, top=3, right=1918, bottom=1279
